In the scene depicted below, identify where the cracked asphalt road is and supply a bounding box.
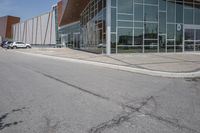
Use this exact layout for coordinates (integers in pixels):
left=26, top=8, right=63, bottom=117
left=0, top=49, right=200, bottom=133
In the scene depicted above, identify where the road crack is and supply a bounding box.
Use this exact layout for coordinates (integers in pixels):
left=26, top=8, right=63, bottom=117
left=0, top=107, right=26, bottom=131
left=144, top=113, right=200, bottom=133
left=33, top=70, right=110, bottom=101
left=89, top=96, right=200, bottom=133
left=89, top=96, right=153, bottom=133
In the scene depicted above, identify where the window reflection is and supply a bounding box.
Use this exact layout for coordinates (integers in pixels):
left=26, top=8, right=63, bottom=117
left=167, top=1, right=175, bottom=22
left=159, top=35, right=166, bottom=52
left=195, top=4, right=200, bottom=24
left=134, top=29, right=143, bottom=46
left=184, top=9, right=194, bottom=24
left=196, top=29, right=200, bottom=40
left=176, top=2, right=183, bottom=23
left=118, top=0, right=133, bottom=13
left=167, top=24, right=175, bottom=39
left=159, top=12, right=166, bottom=34
left=144, top=5, right=158, bottom=22
left=134, top=4, right=143, bottom=21
left=185, top=29, right=194, bottom=40
left=118, top=28, right=133, bottom=45
left=144, top=23, right=158, bottom=39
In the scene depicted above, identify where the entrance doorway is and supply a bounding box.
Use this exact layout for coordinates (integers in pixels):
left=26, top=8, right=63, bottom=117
left=73, top=33, right=80, bottom=49
left=184, top=25, right=200, bottom=52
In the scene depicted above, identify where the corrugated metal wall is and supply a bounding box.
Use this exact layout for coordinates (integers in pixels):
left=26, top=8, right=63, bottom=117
left=13, top=10, right=56, bottom=45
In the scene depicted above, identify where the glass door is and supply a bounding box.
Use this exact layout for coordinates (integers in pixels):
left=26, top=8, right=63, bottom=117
left=184, top=25, right=200, bottom=52
left=73, top=33, right=80, bottom=49
left=195, top=29, right=200, bottom=51
left=184, top=29, right=195, bottom=51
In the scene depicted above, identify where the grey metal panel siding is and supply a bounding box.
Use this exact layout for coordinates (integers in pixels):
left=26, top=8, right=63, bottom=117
left=13, top=10, right=56, bottom=45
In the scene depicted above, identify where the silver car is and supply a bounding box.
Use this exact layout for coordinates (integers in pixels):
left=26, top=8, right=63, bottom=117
left=9, top=42, right=31, bottom=49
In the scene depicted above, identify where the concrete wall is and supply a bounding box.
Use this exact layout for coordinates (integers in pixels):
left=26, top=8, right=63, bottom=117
left=13, top=10, right=56, bottom=45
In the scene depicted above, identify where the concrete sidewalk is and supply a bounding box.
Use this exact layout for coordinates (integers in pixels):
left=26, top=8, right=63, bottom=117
left=10, top=48, right=200, bottom=78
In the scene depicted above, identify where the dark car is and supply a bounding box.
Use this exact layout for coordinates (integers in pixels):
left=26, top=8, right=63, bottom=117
left=1, top=41, right=8, bottom=47
left=3, top=41, right=13, bottom=49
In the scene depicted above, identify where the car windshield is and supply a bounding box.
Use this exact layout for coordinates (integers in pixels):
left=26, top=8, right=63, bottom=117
left=17, top=42, right=24, bottom=44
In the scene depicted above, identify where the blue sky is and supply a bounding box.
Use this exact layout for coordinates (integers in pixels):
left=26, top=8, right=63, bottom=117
left=0, top=0, right=58, bottom=21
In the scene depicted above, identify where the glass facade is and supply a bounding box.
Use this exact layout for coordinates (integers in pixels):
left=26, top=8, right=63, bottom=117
left=110, top=0, right=200, bottom=53
left=59, top=22, right=80, bottom=48
left=80, top=0, right=107, bottom=53
left=60, top=0, right=200, bottom=54
left=53, top=5, right=61, bottom=45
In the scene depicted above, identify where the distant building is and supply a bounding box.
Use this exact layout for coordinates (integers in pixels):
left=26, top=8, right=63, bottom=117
left=0, top=16, right=20, bottom=41
left=12, top=5, right=59, bottom=47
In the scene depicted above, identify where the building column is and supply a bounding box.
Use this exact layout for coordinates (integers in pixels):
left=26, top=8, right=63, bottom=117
left=106, top=0, right=111, bottom=55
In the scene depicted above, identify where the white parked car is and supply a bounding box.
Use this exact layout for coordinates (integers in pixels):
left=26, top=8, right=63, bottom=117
left=9, top=42, right=31, bottom=49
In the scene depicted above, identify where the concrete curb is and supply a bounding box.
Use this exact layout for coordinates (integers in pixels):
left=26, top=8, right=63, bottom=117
left=12, top=50, right=200, bottom=78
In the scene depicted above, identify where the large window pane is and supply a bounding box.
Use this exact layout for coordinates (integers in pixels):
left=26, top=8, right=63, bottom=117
left=144, top=23, right=158, bottom=39
left=195, top=4, right=200, bottom=24
left=167, top=1, right=175, bottom=22
left=184, top=9, right=194, bottom=24
left=159, top=0, right=166, bottom=11
left=111, top=34, right=116, bottom=53
left=176, top=2, right=183, bottom=23
left=118, top=0, right=133, bottom=14
left=111, top=8, right=116, bottom=32
left=134, top=29, right=143, bottom=46
left=134, top=4, right=143, bottom=21
left=118, top=28, right=133, bottom=45
left=144, top=5, right=158, bottom=21
left=167, top=24, right=175, bottom=39
left=159, top=12, right=166, bottom=34
left=111, top=0, right=116, bottom=7
left=185, top=29, right=194, bottom=40
left=196, top=29, right=200, bottom=40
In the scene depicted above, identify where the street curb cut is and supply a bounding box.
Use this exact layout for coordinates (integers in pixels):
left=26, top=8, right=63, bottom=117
left=12, top=50, right=200, bottom=78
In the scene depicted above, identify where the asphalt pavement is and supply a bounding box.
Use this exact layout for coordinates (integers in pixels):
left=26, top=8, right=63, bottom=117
left=0, top=48, right=200, bottom=133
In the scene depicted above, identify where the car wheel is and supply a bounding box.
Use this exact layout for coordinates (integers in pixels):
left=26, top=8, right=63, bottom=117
left=13, top=46, right=17, bottom=49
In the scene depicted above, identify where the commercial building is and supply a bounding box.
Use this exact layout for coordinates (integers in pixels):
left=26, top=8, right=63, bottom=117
left=0, top=16, right=20, bottom=41
left=58, top=0, right=90, bottom=49
left=12, top=5, right=59, bottom=47
left=59, top=0, right=200, bottom=54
